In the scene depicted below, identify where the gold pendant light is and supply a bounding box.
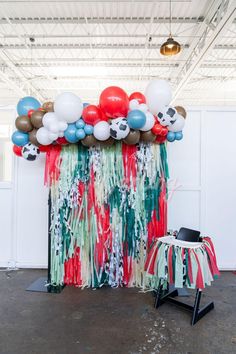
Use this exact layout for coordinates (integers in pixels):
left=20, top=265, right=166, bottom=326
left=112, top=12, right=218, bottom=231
left=160, top=0, right=181, bottom=56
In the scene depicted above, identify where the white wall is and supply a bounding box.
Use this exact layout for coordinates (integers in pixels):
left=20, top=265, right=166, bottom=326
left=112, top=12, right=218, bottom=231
left=168, top=108, right=236, bottom=270
left=0, top=107, right=236, bottom=269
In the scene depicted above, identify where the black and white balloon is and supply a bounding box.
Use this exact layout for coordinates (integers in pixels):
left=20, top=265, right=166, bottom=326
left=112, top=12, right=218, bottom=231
left=110, top=117, right=130, bottom=140
left=157, top=106, right=179, bottom=127
left=22, top=143, right=40, bottom=161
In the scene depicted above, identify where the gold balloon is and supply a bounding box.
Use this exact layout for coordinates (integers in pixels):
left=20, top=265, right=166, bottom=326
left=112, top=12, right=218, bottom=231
left=42, top=101, right=54, bottom=112
left=140, top=130, right=156, bottom=143
left=29, top=128, right=40, bottom=146
left=175, top=106, right=187, bottom=119
left=81, top=135, right=98, bottom=147
left=15, top=115, right=33, bottom=132
left=31, top=110, right=45, bottom=129
left=123, top=129, right=140, bottom=145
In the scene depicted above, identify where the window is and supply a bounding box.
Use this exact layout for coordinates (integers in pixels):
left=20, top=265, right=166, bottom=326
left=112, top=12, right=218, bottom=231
left=0, top=109, right=14, bottom=182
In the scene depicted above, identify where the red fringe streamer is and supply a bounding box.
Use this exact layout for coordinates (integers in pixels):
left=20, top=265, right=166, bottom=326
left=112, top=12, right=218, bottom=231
left=44, top=145, right=62, bottom=186
left=147, top=179, right=167, bottom=249
left=122, top=143, right=137, bottom=190
left=64, top=247, right=82, bottom=286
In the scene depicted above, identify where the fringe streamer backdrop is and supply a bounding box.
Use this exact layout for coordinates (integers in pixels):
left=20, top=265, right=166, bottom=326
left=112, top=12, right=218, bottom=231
left=45, top=142, right=169, bottom=288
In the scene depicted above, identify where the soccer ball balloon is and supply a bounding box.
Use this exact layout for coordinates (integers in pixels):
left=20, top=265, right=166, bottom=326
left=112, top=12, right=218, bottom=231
left=110, top=117, right=130, bottom=140
left=22, top=143, right=40, bottom=161
left=157, top=106, right=179, bottom=127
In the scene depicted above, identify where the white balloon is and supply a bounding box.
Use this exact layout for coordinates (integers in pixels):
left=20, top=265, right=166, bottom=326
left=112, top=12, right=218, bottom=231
left=36, top=127, right=53, bottom=145
left=93, top=121, right=110, bottom=141
left=129, top=99, right=139, bottom=111
left=58, top=121, right=68, bottom=131
left=42, top=112, right=57, bottom=129
left=48, top=132, right=58, bottom=141
left=168, top=115, right=185, bottom=132
left=139, top=103, right=148, bottom=113
left=54, top=92, right=83, bottom=123
left=140, top=112, right=155, bottom=131
left=145, top=80, right=172, bottom=115
left=58, top=131, right=64, bottom=138
left=49, top=121, right=60, bottom=133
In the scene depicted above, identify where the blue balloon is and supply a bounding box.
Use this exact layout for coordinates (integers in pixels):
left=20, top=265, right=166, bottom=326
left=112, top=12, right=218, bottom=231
left=84, top=124, right=94, bottom=135
left=17, top=96, right=41, bottom=116
left=76, top=129, right=86, bottom=140
left=167, top=131, right=176, bottom=142
left=175, top=131, right=183, bottom=141
left=11, top=130, right=29, bottom=146
left=75, top=119, right=85, bottom=129
left=127, top=109, right=146, bottom=129
left=64, top=124, right=79, bottom=143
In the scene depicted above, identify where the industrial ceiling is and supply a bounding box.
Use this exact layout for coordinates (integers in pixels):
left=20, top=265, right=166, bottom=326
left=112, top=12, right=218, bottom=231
left=0, top=0, right=235, bottom=106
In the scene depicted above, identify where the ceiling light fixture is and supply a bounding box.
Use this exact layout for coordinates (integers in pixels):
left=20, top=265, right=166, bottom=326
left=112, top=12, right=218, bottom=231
left=160, top=0, right=181, bottom=56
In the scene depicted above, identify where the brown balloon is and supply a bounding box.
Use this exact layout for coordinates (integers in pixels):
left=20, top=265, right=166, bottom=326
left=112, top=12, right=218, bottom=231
left=42, top=101, right=54, bottom=112
left=99, top=137, right=115, bottom=147
left=81, top=135, right=98, bottom=147
left=140, top=130, right=156, bottom=143
left=15, top=115, right=33, bottom=132
left=29, top=128, right=40, bottom=146
left=175, top=106, right=187, bottom=119
left=31, top=110, right=45, bottom=128
left=123, top=129, right=140, bottom=145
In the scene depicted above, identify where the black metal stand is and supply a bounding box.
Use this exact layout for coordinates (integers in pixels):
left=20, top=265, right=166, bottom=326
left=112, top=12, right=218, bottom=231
left=154, top=283, right=214, bottom=325
left=26, top=191, right=64, bottom=293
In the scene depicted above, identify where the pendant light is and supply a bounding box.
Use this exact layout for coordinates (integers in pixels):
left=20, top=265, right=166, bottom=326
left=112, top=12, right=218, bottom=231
left=160, top=0, right=181, bottom=56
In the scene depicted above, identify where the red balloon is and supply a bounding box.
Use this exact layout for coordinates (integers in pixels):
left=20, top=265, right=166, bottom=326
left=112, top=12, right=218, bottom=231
left=13, top=145, right=22, bottom=157
left=152, top=123, right=163, bottom=136
left=100, top=110, right=109, bottom=122
left=82, top=105, right=102, bottom=125
left=129, top=92, right=146, bottom=104
left=39, top=145, right=52, bottom=153
left=28, top=109, right=34, bottom=118
left=99, top=86, right=129, bottom=118
left=56, top=137, right=68, bottom=145
left=156, top=136, right=166, bottom=144
left=160, top=126, right=168, bottom=137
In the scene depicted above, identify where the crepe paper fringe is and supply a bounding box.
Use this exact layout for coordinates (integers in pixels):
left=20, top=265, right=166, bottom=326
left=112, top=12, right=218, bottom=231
left=45, top=142, right=169, bottom=288
left=44, top=145, right=62, bottom=186
left=145, top=237, right=220, bottom=290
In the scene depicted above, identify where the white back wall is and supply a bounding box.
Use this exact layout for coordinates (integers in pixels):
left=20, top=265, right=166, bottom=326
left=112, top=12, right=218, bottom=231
left=0, top=107, right=235, bottom=269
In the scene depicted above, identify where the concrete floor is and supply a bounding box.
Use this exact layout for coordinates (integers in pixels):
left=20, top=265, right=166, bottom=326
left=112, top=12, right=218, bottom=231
left=0, top=270, right=235, bottom=354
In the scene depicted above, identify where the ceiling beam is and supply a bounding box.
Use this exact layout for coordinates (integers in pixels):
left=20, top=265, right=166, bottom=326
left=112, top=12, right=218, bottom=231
left=0, top=34, right=204, bottom=39
left=0, top=50, right=44, bottom=100
left=0, top=16, right=204, bottom=25
left=172, top=0, right=236, bottom=100
left=0, top=58, right=234, bottom=69
left=0, top=43, right=234, bottom=50
left=0, top=43, right=191, bottom=50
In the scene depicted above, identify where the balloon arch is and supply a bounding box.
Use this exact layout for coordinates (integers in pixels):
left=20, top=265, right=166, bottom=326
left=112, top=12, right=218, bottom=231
left=11, top=80, right=187, bottom=288
left=11, top=80, right=186, bottom=161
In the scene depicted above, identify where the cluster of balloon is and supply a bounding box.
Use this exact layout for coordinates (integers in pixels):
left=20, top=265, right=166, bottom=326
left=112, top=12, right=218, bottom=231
left=11, top=80, right=187, bottom=162
left=145, top=80, right=187, bottom=143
